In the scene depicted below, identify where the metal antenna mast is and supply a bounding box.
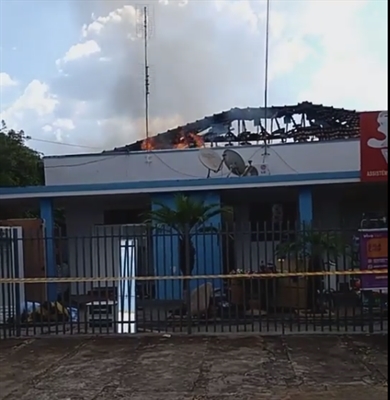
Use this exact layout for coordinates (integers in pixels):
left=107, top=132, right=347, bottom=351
left=143, top=6, right=150, bottom=141
left=136, top=5, right=154, bottom=142
left=263, top=0, right=271, bottom=152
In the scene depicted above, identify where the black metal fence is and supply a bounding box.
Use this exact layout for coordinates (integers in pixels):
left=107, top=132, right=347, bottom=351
left=0, top=225, right=388, bottom=338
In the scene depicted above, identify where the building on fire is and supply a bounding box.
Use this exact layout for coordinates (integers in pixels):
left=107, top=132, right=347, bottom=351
left=0, top=102, right=388, bottom=304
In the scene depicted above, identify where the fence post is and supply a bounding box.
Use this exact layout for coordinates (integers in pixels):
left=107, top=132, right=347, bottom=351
left=184, top=225, right=192, bottom=334
left=367, top=290, right=374, bottom=334
left=12, top=228, right=21, bottom=337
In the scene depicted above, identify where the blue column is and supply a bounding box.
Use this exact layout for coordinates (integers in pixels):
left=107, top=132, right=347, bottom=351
left=191, top=192, right=223, bottom=295
left=152, top=193, right=180, bottom=300
left=298, top=186, right=313, bottom=226
left=151, top=192, right=223, bottom=300
left=40, top=198, right=56, bottom=301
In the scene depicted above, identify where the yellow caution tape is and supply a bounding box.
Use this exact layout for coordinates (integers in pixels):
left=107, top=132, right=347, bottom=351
left=0, top=269, right=387, bottom=284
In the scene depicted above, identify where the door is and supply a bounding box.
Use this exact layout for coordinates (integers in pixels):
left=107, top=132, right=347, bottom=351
left=0, top=219, right=46, bottom=303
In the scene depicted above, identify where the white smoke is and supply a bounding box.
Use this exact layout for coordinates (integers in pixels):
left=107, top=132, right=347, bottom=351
left=61, top=0, right=291, bottom=149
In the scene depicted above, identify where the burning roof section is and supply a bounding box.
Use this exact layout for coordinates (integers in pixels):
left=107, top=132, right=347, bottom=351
left=109, top=101, right=360, bottom=152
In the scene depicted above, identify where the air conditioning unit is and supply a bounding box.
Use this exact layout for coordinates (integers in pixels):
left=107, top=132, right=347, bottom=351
left=86, top=300, right=117, bottom=329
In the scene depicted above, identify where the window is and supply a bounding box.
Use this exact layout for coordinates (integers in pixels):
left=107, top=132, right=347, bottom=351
left=103, top=209, right=145, bottom=225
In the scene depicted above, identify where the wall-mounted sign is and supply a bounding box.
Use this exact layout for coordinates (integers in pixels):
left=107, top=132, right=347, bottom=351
left=360, top=111, right=388, bottom=182
left=359, top=228, right=388, bottom=291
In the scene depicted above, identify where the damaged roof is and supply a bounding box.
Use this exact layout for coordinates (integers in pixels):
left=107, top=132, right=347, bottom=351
left=107, top=101, right=360, bottom=152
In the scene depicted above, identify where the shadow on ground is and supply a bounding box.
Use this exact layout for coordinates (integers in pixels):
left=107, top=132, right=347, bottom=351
left=0, top=334, right=387, bottom=399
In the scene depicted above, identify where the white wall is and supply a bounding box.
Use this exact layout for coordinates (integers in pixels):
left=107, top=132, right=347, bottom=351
left=233, top=204, right=280, bottom=271
left=64, top=196, right=148, bottom=295
left=44, top=140, right=360, bottom=186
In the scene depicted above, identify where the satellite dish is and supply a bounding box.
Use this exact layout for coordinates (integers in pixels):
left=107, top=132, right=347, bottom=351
left=198, top=148, right=224, bottom=178
left=223, top=149, right=246, bottom=176
left=223, top=149, right=258, bottom=177
left=244, top=162, right=259, bottom=176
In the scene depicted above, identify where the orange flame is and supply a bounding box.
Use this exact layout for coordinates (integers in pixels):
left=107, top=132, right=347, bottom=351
left=141, top=137, right=156, bottom=150
left=140, top=132, right=204, bottom=151
left=173, top=132, right=204, bottom=149
left=189, top=133, right=204, bottom=148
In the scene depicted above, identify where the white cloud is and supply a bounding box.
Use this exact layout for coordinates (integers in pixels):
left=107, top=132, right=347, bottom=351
left=57, top=40, right=101, bottom=65
left=297, top=0, right=388, bottom=110
left=42, top=124, right=53, bottom=133
left=214, top=0, right=260, bottom=34
left=0, top=80, right=58, bottom=125
left=0, top=80, right=63, bottom=152
left=41, top=119, right=75, bottom=143
left=81, top=6, right=137, bottom=38
left=52, top=118, right=75, bottom=131
left=0, top=72, right=18, bottom=87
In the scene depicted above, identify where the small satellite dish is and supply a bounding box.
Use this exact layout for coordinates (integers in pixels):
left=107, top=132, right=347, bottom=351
left=198, top=148, right=224, bottom=178
left=223, top=149, right=246, bottom=176
left=244, top=162, right=259, bottom=176
left=223, top=149, right=258, bottom=177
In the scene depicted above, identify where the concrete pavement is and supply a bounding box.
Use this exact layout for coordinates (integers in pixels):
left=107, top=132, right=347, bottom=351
left=0, top=334, right=387, bottom=399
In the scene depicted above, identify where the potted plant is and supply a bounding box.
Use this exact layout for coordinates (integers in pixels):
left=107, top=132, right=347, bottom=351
left=146, top=194, right=230, bottom=299
left=229, top=269, right=246, bottom=306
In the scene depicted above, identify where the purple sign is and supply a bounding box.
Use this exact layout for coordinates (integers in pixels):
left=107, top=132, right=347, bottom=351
left=360, top=228, right=388, bottom=290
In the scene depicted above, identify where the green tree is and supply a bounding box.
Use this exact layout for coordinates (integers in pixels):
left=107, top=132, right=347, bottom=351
left=146, top=194, right=230, bottom=296
left=0, top=120, right=44, bottom=187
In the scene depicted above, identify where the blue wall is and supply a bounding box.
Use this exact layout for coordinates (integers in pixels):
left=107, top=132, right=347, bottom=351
left=39, top=198, right=57, bottom=301
left=151, top=191, right=223, bottom=300
left=298, top=186, right=313, bottom=225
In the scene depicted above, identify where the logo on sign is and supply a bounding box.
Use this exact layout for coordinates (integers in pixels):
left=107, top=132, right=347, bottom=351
left=360, top=111, right=388, bottom=182
left=367, top=111, right=388, bottom=164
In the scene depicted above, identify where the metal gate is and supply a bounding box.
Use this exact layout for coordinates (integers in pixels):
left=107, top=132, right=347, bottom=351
left=0, top=227, right=25, bottom=326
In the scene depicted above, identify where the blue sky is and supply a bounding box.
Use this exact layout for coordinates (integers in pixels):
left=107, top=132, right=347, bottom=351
left=1, top=1, right=76, bottom=84
left=0, top=0, right=388, bottom=155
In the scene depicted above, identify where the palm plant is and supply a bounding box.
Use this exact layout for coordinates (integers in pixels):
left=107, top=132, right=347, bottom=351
left=277, top=228, right=348, bottom=263
left=146, top=194, right=230, bottom=296
left=277, top=226, right=350, bottom=311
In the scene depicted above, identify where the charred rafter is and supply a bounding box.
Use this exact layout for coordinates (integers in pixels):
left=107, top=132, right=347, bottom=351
left=108, top=101, right=360, bottom=152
